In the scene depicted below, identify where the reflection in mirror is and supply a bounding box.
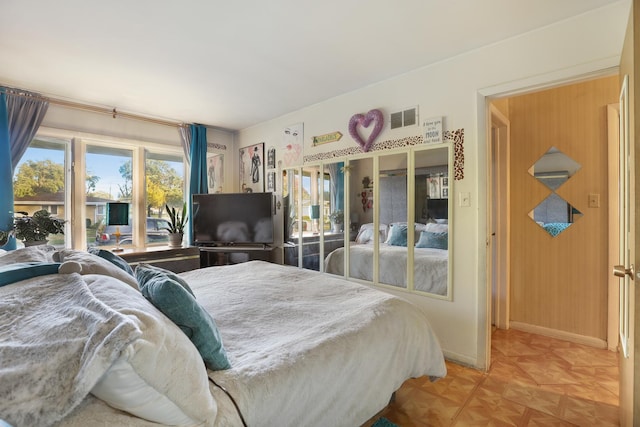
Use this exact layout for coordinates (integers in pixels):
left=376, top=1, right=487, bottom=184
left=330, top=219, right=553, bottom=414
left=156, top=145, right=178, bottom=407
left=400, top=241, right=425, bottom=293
left=284, top=164, right=346, bottom=271
left=413, top=147, right=450, bottom=296
left=528, top=146, right=581, bottom=190
left=322, top=146, right=452, bottom=299
left=528, top=194, right=583, bottom=237
left=378, top=152, right=409, bottom=288
left=323, top=162, right=345, bottom=272
left=324, top=157, right=374, bottom=281
left=528, top=147, right=583, bottom=237
left=283, top=168, right=300, bottom=267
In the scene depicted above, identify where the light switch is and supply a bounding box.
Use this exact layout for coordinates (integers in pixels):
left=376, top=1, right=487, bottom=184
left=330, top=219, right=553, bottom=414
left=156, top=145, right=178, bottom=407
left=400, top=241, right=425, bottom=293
left=588, top=193, right=600, bottom=208
left=459, top=192, right=471, bottom=207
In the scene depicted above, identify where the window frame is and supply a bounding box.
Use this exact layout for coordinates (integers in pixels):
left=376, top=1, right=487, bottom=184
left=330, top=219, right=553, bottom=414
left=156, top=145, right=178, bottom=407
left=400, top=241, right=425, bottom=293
left=33, top=126, right=188, bottom=250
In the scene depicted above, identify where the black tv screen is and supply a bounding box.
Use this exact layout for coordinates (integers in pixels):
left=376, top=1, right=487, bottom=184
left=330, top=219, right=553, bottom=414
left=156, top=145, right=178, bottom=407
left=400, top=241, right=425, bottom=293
left=192, top=192, right=274, bottom=245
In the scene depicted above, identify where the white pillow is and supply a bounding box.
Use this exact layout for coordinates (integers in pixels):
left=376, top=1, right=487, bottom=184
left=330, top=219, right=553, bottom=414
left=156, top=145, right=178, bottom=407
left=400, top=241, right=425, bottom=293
left=53, top=249, right=139, bottom=290
left=85, top=274, right=217, bottom=425
left=355, top=223, right=388, bottom=244
left=426, top=222, right=448, bottom=234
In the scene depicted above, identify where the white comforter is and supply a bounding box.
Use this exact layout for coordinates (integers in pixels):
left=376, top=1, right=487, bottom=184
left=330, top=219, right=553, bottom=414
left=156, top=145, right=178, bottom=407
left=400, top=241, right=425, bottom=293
left=0, top=273, right=141, bottom=427
left=324, top=243, right=448, bottom=295
left=181, top=261, right=446, bottom=427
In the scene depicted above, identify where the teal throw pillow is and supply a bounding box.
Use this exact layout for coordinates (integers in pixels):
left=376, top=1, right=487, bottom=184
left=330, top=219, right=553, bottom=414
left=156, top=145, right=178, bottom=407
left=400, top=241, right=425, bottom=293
left=0, top=262, right=61, bottom=287
left=140, top=275, right=231, bottom=370
left=416, top=230, right=448, bottom=250
left=88, top=247, right=134, bottom=276
left=135, top=263, right=195, bottom=297
left=386, top=224, right=408, bottom=247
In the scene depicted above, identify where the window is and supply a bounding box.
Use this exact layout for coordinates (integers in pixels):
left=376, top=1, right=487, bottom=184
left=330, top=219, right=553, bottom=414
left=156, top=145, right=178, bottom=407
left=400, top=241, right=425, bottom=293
left=15, top=129, right=187, bottom=250
left=145, top=151, right=185, bottom=245
left=13, top=137, right=69, bottom=248
left=87, top=144, right=135, bottom=249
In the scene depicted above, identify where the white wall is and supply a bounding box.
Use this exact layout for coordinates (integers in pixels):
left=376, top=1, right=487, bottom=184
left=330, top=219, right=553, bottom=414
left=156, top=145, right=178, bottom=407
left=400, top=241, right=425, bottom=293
left=234, top=1, right=630, bottom=367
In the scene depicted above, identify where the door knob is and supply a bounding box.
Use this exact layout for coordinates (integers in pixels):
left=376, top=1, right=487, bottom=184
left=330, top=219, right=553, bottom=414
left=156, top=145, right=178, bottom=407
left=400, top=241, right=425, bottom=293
left=613, top=264, right=635, bottom=279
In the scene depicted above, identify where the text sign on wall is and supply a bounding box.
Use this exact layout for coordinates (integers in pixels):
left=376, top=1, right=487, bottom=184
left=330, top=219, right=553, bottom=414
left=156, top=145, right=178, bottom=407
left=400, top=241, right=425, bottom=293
left=423, top=117, right=443, bottom=144
left=313, top=131, right=343, bottom=146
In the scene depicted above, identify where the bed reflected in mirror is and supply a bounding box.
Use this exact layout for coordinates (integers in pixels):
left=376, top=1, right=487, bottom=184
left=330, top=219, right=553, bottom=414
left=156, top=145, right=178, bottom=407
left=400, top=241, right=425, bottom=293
left=285, top=145, right=452, bottom=299
left=413, top=147, right=450, bottom=296
left=322, top=144, right=452, bottom=300
left=377, top=152, right=409, bottom=288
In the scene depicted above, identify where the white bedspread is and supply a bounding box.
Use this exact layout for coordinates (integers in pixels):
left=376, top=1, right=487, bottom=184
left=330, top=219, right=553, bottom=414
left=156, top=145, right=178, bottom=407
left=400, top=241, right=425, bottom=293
left=181, top=261, right=446, bottom=427
left=324, top=243, right=448, bottom=295
left=0, top=273, right=141, bottom=427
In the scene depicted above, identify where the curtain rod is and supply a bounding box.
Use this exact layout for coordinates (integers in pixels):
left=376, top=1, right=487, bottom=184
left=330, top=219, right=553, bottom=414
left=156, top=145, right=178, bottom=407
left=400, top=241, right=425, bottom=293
left=51, top=98, right=185, bottom=128
left=2, top=85, right=186, bottom=128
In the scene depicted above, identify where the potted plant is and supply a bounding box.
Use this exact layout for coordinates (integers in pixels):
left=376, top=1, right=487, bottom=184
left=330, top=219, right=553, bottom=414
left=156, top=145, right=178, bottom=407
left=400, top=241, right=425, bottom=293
left=164, top=202, right=188, bottom=248
left=329, top=209, right=344, bottom=233
left=11, top=210, right=66, bottom=246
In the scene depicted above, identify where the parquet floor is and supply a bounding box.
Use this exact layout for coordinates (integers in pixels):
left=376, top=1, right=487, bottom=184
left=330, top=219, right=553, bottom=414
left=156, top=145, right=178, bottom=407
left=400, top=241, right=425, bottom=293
left=373, top=328, right=620, bottom=426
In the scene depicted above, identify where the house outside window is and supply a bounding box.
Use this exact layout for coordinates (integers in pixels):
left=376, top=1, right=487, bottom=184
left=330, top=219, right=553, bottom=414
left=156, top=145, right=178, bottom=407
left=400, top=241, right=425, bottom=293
left=14, top=131, right=187, bottom=250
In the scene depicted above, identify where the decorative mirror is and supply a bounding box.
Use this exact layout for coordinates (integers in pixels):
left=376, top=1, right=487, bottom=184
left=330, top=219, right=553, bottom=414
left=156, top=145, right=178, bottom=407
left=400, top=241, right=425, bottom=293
left=528, top=147, right=583, bottom=237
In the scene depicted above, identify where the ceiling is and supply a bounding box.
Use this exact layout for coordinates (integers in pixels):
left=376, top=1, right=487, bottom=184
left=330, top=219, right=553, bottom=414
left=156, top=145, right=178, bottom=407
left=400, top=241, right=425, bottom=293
left=0, top=0, right=627, bottom=131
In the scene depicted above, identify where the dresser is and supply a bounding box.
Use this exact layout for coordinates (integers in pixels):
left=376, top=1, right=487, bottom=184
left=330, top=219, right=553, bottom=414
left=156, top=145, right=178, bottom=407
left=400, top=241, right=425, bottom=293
left=118, top=246, right=200, bottom=273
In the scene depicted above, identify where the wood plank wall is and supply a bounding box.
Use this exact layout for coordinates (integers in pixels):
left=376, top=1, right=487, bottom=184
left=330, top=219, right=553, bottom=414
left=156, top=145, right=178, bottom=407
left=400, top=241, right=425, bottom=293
left=507, top=76, right=618, bottom=340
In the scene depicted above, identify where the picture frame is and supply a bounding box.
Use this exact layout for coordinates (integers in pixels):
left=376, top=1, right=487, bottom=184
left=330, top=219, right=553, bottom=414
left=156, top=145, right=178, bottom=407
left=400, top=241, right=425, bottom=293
left=267, top=171, right=276, bottom=192
left=239, top=142, right=265, bottom=192
left=207, top=153, right=224, bottom=194
left=440, top=176, right=449, bottom=199
left=427, top=176, right=441, bottom=199
left=267, top=147, right=276, bottom=169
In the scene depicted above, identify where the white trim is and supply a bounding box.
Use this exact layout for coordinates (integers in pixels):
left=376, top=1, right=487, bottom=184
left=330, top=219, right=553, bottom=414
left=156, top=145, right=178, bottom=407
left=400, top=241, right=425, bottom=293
left=510, top=321, right=608, bottom=350
left=476, top=63, right=621, bottom=371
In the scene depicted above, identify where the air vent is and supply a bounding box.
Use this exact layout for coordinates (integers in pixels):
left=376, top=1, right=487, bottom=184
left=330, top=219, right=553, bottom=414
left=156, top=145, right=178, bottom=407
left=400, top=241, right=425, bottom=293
left=390, top=106, right=418, bottom=129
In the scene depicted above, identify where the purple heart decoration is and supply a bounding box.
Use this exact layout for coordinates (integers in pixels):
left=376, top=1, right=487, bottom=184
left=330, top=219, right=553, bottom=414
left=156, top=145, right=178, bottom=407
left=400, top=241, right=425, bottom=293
left=349, top=109, right=384, bottom=152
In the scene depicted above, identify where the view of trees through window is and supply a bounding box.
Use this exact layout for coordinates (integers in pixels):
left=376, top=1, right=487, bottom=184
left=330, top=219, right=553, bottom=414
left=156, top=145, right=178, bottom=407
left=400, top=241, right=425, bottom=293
left=12, top=137, right=67, bottom=248
left=13, top=136, right=185, bottom=249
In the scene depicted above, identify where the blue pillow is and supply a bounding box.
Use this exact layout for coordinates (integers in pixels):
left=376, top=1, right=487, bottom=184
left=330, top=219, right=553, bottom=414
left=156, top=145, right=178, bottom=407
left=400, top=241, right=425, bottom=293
left=416, top=230, right=448, bottom=250
left=0, top=262, right=61, bottom=287
left=140, top=274, right=231, bottom=370
left=386, top=224, right=408, bottom=247
left=88, top=247, right=134, bottom=276
left=135, top=263, right=195, bottom=297
left=542, top=222, right=571, bottom=237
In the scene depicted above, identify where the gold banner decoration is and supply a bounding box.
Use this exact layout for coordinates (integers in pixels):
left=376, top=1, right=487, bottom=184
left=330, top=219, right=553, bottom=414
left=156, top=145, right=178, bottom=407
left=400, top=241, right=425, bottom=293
left=312, top=131, right=342, bottom=146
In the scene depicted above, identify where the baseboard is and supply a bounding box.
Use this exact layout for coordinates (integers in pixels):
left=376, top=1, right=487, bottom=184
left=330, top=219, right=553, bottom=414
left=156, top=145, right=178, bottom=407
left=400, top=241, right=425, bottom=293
left=509, top=321, right=608, bottom=349
left=442, top=349, right=479, bottom=368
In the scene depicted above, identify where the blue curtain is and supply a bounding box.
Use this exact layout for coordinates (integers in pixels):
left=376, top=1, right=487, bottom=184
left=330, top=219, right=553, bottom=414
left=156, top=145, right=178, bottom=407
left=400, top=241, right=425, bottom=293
left=336, top=162, right=344, bottom=212
left=188, top=124, right=208, bottom=244
left=0, top=92, right=16, bottom=250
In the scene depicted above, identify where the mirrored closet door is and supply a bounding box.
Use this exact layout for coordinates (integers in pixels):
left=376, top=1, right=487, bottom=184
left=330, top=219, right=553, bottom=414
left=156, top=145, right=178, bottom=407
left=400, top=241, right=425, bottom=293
left=284, top=143, right=452, bottom=300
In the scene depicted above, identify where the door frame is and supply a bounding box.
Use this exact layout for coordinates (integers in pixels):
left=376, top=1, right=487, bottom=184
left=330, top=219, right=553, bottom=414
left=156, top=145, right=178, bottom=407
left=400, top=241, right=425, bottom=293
left=476, top=65, right=618, bottom=370
left=489, top=104, right=510, bottom=332
left=607, top=102, right=621, bottom=351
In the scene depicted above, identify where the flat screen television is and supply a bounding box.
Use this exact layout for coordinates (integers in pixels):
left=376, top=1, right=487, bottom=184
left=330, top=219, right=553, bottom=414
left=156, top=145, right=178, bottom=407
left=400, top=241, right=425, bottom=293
left=192, top=192, right=274, bottom=246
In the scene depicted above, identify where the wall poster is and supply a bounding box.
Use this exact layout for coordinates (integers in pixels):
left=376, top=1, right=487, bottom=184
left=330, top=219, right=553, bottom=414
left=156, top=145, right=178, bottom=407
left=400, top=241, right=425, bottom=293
left=239, top=142, right=264, bottom=192
left=207, top=153, right=224, bottom=194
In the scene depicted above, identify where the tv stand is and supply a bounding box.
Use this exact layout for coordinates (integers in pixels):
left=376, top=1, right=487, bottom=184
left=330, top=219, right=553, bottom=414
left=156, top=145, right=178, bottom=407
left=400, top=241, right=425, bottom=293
left=199, top=244, right=275, bottom=267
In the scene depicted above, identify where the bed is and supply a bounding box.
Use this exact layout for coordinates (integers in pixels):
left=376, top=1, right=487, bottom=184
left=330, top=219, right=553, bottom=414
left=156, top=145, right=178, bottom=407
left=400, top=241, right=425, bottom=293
left=324, top=222, right=449, bottom=296
left=0, top=246, right=446, bottom=427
